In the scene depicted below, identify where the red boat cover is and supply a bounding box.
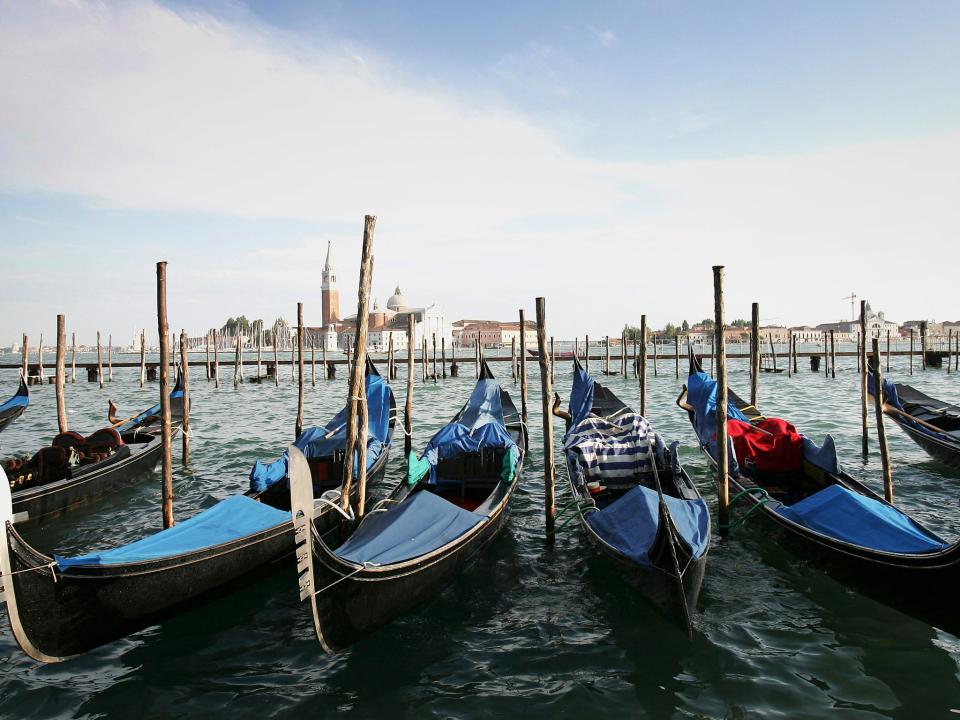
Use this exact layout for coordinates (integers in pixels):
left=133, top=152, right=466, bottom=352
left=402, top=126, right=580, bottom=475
left=727, top=418, right=803, bottom=473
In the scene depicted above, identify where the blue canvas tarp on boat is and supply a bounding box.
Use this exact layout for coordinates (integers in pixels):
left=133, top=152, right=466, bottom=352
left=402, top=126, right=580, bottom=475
left=335, top=489, right=483, bottom=566
left=775, top=484, right=946, bottom=554
left=250, top=372, right=393, bottom=492
left=586, top=484, right=710, bottom=566
left=55, top=495, right=290, bottom=569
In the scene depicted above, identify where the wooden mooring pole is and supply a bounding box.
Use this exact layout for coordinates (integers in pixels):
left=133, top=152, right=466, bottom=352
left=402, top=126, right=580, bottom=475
left=585, top=334, right=590, bottom=375
left=605, top=335, right=611, bottom=375
left=675, top=334, right=680, bottom=379
left=214, top=330, right=221, bottom=388
left=519, top=310, right=529, bottom=423
left=823, top=332, right=828, bottom=378
left=180, top=330, right=191, bottom=465
left=750, top=303, right=759, bottom=408
left=871, top=338, right=893, bottom=503
left=921, top=321, right=928, bottom=370
left=405, top=314, right=414, bottom=458
left=886, top=330, right=891, bottom=374
left=96, top=331, right=104, bottom=389
left=206, top=331, right=211, bottom=381
left=653, top=334, right=658, bottom=377
left=296, top=303, right=305, bottom=438
left=620, top=331, right=626, bottom=377
left=71, top=332, right=76, bottom=383
left=860, top=300, right=868, bottom=456
left=550, top=336, right=555, bottom=382
left=830, top=330, right=836, bottom=379
left=55, top=315, right=67, bottom=433
left=511, top=337, right=517, bottom=383
left=432, top=333, right=438, bottom=383
left=442, top=337, right=447, bottom=379
left=536, top=297, right=555, bottom=536
left=20, top=334, right=27, bottom=381
left=157, top=262, right=174, bottom=529
left=639, top=315, right=647, bottom=417
left=787, top=332, right=793, bottom=378
left=139, top=330, right=146, bottom=388
left=910, top=329, right=914, bottom=375
left=108, top=334, right=113, bottom=382
left=714, top=267, right=730, bottom=534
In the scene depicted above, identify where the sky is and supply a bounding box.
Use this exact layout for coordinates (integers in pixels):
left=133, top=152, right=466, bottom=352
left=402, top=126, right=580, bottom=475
left=1, top=0, right=959, bottom=345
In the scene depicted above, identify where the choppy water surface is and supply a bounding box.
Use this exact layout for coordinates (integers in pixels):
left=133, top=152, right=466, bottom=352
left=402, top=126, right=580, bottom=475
left=1, top=350, right=959, bottom=719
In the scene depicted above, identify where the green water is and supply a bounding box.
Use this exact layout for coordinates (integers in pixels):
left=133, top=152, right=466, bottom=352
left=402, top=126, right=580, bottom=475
left=1, top=351, right=959, bottom=719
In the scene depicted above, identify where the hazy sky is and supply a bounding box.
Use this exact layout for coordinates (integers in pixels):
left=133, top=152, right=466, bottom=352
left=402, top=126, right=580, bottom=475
left=1, top=0, right=958, bottom=345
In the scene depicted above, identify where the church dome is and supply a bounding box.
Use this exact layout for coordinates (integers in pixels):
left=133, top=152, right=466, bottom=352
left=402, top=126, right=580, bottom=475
left=386, top=285, right=407, bottom=311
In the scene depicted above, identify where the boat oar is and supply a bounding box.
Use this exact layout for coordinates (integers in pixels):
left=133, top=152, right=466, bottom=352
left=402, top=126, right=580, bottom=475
left=883, top=403, right=950, bottom=437
left=647, top=437, right=694, bottom=641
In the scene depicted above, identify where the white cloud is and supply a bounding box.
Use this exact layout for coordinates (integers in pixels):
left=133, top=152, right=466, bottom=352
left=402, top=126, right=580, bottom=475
left=0, top=1, right=958, bottom=339
left=588, top=25, right=618, bottom=49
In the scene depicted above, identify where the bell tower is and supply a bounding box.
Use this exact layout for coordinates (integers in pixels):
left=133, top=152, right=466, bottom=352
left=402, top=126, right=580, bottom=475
left=321, top=241, right=340, bottom=326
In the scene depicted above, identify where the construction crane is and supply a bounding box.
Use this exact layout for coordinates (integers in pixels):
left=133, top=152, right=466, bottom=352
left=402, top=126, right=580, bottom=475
left=841, top=292, right=857, bottom=321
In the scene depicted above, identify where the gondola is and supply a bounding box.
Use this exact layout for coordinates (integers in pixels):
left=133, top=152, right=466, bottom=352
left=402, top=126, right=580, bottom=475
left=3, top=372, right=186, bottom=524
left=0, top=359, right=395, bottom=662
left=292, top=359, right=524, bottom=652
left=0, top=376, right=29, bottom=434
left=556, top=361, right=709, bottom=636
left=677, top=352, right=960, bottom=636
left=869, top=375, right=960, bottom=469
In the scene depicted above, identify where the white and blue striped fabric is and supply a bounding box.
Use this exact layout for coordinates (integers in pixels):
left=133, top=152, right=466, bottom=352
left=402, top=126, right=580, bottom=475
left=563, top=410, right=656, bottom=481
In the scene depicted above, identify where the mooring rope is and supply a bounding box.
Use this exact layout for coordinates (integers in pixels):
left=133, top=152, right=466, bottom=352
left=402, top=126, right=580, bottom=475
left=313, top=561, right=380, bottom=596
left=719, top=486, right=771, bottom=530
left=0, top=560, right=57, bottom=581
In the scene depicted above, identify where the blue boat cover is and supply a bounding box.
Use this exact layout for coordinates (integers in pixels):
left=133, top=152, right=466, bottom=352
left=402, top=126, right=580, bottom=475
left=335, top=489, right=483, bottom=566
left=586, top=484, right=710, bottom=565
left=569, top=364, right=595, bottom=427
left=775, top=484, right=947, bottom=554
left=115, top=388, right=185, bottom=433
left=55, top=495, right=290, bottom=569
left=250, top=372, right=393, bottom=492
left=0, top=392, right=28, bottom=412
left=410, top=377, right=520, bottom=484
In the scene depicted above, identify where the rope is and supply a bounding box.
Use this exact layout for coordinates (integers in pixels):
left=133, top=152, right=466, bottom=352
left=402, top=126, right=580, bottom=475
left=313, top=561, right=379, bottom=596
left=546, top=496, right=597, bottom=536
left=0, top=560, right=57, bottom=581
left=719, top=486, right=771, bottom=530
left=315, top=495, right=353, bottom=521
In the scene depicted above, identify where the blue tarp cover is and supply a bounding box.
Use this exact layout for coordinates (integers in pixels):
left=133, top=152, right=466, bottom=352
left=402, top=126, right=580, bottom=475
left=775, top=484, right=946, bottom=554
left=55, top=495, right=290, bottom=569
left=569, top=364, right=595, bottom=427
left=335, top=489, right=483, bottom=566
left=414, top=377, right=520, bottom=484
left=250, top=373, right=393, bottom=492
left=586, top=484, right=710, bottom=566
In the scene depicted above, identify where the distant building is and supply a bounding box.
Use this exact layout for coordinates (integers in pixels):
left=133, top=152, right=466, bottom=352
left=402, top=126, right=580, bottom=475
left=457, top=320, right=537, bottom=348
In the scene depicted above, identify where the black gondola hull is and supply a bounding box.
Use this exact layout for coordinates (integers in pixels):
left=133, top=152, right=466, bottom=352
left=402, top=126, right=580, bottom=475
left=10, top=433, right=165, bottom=525
left=888, top=416, right=960, bottom=469
left=310, top=480, right=516, bottom=651
left=2, top=450, right=391, bottom=661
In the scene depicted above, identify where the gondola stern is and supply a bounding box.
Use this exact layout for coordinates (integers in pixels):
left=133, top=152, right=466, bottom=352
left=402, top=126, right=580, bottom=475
left=0, top=466, right=66, bottom=663
left=288, top=445, right=337, bottom=654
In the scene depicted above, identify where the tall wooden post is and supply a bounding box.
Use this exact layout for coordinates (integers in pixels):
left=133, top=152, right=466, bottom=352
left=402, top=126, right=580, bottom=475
left=55, top=315, right=67, bottom=433
left=37, top=334, right=44, bottom=384
left=432, top=333, right=437, bottom=383
left=621, top=331, right=627, bottom=377
left=96, top=331, right=104, bottom=389
left=107, top=334, right=113, bottom=382
left=921, top=321, right=928, bottom=370
left=341, top=215, right=375, bottom=518
left=271, top=331, right=278, bottom=387
left=450, top=337, right=458, bottom=377
left=180, top=330, right=191, bottom=465
left=20, top=334, right=27, bottom=381
left=405, top=314, right=414, bottom=458
left=787, top=332, right=793, bottom=378
left=886, top=330, right=891, bottom=374
left=511, top=337, right=517, bottom=383
left=653, top=333, right=658, bottom=376
left=909, top=329, right=914, bottom=375
left=296, top=303, right=305, bottom=438
left=714, top=267, right=730, bottom=532
left=675, top=334, right=680, bottom=379
left=157, top=262, right=174, bottom=529
left=421, top=337, right=428, bottom=383
left=860, top=300, right=869, bottom=455
left=948, top=330, right=953, bottom=376
left=823, top=332, right=829, bottom=378
left=830, top=330, right=836, bottom=379
left=139, top=330, right=146, bottom=388
left=311, top=336, right=316, bottom=386
left=639, top=315, right=647, bottom=417
left=519, top=309, right=528, bottom=424
left=291, top=331, right=297, bottom=385
left=585, top=334, right=590, bottom=375
left=71, top=332, right=76, bottom=383
left=605, top=335, right=611, bottom=375
left=214, top=329, right=221, bottom=388
left=750, top=303, right=759, bottom=408
left=535, top=298, right=555, bottom=535
left=768, top=334, right=778, bottom=372
left=474, top=338, right=480, bottom=379
left=234, top=332, right=241, bottom=388
left=871, top=338, right=893, bottom=502
left=206, top=331, right=211, bottom=381
left=323, top=341, right=328, bottom=380
left=441, top=337, right=447, bottom=379
left=792, top=333, right=798, bottom=374
left=550, top=336, right=555, bottom=382
left=633, top=337, right=638, bottom=378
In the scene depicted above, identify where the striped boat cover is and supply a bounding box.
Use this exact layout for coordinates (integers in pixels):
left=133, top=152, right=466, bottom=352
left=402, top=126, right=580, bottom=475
left=563, top=410, right=655, bottom=480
